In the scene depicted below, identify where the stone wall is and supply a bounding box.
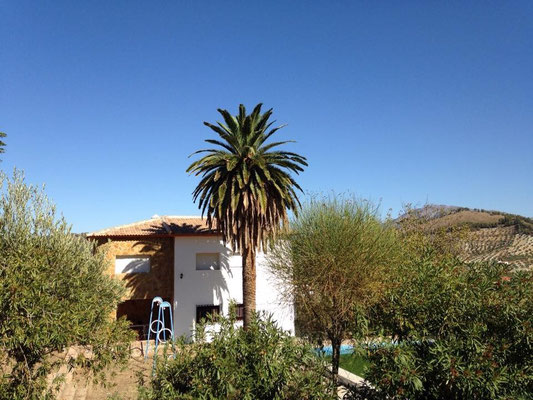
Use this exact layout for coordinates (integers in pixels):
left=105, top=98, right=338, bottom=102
left=94, top=237, right=174, bottom=301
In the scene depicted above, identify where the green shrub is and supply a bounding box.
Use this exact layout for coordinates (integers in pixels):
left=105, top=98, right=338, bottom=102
left=267, top=196, right=402, bottom=378
left=140, top=313, right=335, bottom=400
left=365, top=259, right=533, bottom=399
left=0, top=171, right=134, bottom=399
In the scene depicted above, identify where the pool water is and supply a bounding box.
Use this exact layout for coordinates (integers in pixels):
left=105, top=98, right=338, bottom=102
left=316, top=344, right=354, bottom=355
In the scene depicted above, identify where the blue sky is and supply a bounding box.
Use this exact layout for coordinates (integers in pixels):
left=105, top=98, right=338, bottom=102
left=1, top=1, right=532, bottom=232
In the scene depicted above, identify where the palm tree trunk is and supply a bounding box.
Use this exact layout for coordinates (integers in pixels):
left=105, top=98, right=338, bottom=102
left=242, top=245, right=256, bottom=329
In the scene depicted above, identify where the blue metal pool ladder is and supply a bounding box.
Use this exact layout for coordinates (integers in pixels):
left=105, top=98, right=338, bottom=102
left=145, top=296, right=175, bottom=360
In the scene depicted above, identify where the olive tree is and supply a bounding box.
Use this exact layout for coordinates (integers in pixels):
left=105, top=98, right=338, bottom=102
left=267, top=197, right=401, bottom=378
left=0, top=170, right=134, bottom=399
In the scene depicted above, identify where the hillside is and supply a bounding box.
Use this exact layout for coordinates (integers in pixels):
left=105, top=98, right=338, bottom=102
left=410, top=205, right=533, bottom=270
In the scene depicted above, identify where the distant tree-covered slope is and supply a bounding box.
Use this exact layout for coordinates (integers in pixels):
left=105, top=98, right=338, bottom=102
left=404, top=205, right=533, bottom=269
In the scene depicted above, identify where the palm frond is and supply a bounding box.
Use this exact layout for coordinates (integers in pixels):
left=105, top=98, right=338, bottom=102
left=187, top=104, right=307, bottom=252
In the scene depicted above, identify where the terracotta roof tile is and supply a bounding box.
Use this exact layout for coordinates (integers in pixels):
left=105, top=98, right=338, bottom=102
left=87, top=216, right=217, bottom=237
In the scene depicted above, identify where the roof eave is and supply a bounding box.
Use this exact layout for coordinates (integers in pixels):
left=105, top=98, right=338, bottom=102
left=87, top=232, right=220, bottom=239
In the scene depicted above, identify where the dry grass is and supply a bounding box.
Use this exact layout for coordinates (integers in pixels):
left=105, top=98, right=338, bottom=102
left=432, top=210, right=503, bottom=228
left=57, top=342, right=152, bottom=400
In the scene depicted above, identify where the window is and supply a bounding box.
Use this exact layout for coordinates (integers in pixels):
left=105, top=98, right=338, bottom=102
left=196, top=253, right=220, bottom=270
left=196, top=304, right=221, bottom=323
left=235, top=304, right=244, bottom=321
left=115, top=256, right=150, bottom=274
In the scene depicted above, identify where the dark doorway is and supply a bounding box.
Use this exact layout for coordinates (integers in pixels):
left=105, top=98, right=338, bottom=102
left=117, top=298, right=170, bottom=339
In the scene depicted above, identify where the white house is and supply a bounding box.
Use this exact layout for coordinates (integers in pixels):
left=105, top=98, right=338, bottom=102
left=88, top=216, right=294, bottom=338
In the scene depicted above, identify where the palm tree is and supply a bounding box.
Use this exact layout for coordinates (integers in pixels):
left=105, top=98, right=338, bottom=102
left=0, top=132, right=6, bottom=159
left=187, top=104, right=307, bottom=328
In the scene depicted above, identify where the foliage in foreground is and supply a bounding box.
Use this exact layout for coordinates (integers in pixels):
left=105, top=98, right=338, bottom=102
left=140, top=313, right=335, bottom=400
left=363, top=258, right=533, bottom=399
left=0, top=170, right=134, bottom=400
left=267, top=196, right=401, bottom=377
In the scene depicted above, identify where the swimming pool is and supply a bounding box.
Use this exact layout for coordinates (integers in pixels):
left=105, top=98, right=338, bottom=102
left=316, top=344, right=354, bottom=355
left=317, top=340, right=406, bottom=355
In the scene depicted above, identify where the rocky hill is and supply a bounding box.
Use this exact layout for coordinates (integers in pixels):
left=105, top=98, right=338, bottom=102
left=410, top=205, right=533, bottom=270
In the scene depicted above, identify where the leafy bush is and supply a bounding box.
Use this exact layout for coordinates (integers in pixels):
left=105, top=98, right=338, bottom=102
left=267, top=196, right=401, bottom=377
left=365, top=258, right=533, bottom=399
left=0, top=171, right=134, bottom=399
left=140, top=313, right=335, bottom=400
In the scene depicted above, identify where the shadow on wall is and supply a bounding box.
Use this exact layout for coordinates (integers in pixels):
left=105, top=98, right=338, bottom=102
left=121, top=220, right=218, bottom=300
left=119, top=233, right=232, bottom=336
left=189, top=238, right=233, bottom=308
left=121, top=238, right=174, bottom=301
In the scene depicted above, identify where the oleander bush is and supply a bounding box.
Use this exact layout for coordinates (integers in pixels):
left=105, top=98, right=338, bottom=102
left=361, top=258, right=533, bottom=400
left=139, top=312, right=336, bottom=400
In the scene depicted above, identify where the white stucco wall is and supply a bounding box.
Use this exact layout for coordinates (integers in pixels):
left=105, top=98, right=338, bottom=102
left=173, top=236, right=294, bottom=338
left=254, top=252, right=294, bottom=332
